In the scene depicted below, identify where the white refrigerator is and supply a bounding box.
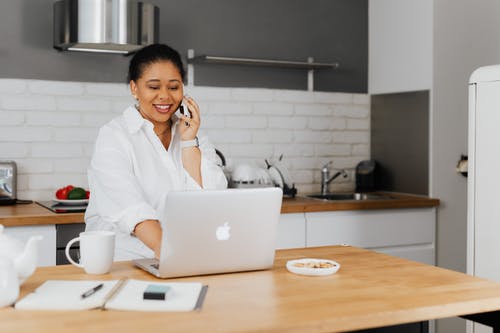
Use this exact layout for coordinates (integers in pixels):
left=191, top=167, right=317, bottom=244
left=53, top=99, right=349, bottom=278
left=467, top=64, right=500, bottom=333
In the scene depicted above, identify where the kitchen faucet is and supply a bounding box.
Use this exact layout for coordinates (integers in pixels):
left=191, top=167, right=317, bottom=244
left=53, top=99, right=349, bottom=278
left=321, top=161, right=348, bottom=195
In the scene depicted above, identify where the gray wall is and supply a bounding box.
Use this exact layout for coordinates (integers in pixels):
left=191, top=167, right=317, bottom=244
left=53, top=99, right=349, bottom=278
left=0, top=0, right=367, bottom=93
left=371, top=91, right=429, bottom=195
left=433, top=1, right=500, bottom=333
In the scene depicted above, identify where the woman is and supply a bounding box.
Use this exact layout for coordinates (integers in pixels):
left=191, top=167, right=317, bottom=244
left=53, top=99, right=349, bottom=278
left=85, top=44, right=228, bottom=261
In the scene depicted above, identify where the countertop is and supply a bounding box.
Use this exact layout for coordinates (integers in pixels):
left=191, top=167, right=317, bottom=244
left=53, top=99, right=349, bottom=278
left=2, top=246, right=500, bottom=333
left=282, top=191, right=439, bottom=213
left=0, top=202, right=84, bottom=227
left=0, top=192, right=439, bottom=227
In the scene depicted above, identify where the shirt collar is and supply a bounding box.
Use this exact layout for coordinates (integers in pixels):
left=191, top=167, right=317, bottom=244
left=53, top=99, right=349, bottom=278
left=123, top=104, right=180, bottom=134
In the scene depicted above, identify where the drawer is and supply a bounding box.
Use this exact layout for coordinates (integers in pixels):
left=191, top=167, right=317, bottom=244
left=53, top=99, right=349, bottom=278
left=306, top=208, right=435, bottom=248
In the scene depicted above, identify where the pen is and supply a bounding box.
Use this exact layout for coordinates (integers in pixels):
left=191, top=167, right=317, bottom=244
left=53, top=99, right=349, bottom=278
left=81, top=283, right=104, bottom=299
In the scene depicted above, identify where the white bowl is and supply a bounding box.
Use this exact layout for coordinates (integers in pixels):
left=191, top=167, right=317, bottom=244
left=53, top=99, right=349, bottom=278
left=53, top=199, right=89, bottom=206
left=286, top=258, right=340, bottom=276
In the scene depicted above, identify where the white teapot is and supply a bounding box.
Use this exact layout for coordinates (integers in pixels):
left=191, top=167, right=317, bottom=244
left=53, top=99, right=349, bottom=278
left=0, top=224, right=43, bottom=285
left=0, top=256, right=19, bottom=307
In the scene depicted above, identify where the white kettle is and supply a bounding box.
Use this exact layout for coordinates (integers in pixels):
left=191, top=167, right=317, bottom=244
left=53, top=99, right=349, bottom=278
left=0, top=224, right=43, bottom=286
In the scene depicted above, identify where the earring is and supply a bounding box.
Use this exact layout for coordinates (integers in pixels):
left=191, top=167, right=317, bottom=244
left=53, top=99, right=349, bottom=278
left=133, top=96, right=139, bottom=110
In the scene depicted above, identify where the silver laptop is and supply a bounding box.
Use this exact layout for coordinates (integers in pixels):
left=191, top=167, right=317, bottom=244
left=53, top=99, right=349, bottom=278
left=133, top=187, right=283, bottom=278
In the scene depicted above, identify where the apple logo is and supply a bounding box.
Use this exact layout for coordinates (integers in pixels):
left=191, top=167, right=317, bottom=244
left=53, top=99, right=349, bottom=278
left=216, top=222, right=231, bottom=241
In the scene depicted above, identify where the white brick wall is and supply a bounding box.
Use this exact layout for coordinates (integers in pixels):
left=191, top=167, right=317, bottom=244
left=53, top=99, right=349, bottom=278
left=0, top=79, right=370, bottom=200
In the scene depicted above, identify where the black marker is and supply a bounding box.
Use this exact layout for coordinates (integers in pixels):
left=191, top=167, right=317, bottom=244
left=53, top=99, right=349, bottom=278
left=81, top=283, right=104, bottom=299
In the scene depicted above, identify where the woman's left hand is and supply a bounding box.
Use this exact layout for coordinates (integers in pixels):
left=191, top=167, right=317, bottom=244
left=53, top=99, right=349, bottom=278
left=179, top=96, right=200, bottom=140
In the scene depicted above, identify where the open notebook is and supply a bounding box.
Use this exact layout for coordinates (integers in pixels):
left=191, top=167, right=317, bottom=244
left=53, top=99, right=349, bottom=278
left=14, top=279, right=207, bottom=312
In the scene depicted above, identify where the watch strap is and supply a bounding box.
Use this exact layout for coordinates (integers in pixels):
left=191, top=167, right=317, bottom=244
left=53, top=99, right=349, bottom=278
left=180, top=136, right=199, bottom=149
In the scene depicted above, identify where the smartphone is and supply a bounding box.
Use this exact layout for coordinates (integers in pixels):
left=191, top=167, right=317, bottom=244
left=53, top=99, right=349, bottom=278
left=177, top=93, right=192, bottom=118
left=176, top=102, right=191, bottom=118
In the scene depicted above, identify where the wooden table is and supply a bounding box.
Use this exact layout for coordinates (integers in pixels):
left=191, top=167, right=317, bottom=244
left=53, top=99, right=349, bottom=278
left=2, top=246, right=500, bottom=333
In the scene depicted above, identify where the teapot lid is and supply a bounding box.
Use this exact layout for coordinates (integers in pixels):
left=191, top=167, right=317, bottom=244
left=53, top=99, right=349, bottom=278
left=0, top=224, right=24, bottom=260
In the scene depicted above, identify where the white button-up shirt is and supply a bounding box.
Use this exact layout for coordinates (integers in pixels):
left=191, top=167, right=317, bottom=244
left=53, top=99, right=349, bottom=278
left=85, top=105, right=228, bottom=260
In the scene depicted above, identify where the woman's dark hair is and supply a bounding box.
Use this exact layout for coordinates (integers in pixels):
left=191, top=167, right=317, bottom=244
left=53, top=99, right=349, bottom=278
left=127, top=44, right=186, bottom=83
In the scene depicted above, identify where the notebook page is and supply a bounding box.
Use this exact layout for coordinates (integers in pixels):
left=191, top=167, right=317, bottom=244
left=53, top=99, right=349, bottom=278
left=15, top=280, right=119, bottom=311
left=104, top=279, right=203, bottom=312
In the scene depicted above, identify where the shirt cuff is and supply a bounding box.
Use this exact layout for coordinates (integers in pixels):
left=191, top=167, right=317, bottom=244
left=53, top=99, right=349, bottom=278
left=199, top=156, right=228, bottom=189
left=183, top=169, right=202, bottom=190
left=118, top=203, right=159, bottom=235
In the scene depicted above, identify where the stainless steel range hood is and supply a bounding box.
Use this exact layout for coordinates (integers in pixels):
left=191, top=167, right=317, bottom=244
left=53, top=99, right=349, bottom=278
left=53, top=0, right=159, bottom=55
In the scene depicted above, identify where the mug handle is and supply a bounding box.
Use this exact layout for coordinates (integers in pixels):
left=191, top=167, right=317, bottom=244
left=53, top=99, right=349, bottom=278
left=65, top=237, right=83, bottom=268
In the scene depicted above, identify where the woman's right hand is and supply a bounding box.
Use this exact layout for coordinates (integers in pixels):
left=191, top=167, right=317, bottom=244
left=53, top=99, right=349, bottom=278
left=133, top=219, right=163, bottom=259
left=178, top=96, right=200, bottom=141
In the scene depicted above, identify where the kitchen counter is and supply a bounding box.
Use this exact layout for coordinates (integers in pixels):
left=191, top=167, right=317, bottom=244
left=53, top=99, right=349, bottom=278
left=0, top=203, right=84, bottom=227
left=282, top=192, right=439, bottom=213
left=0, top=192, right=439, bottom=227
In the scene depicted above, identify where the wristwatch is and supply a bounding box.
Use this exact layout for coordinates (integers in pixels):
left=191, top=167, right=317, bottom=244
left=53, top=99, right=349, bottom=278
left=180, top=136, right=199, bottom=149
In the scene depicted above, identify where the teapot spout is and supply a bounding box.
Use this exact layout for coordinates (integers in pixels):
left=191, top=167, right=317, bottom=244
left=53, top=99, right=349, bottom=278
left=14, top=235, right=43, bottom=284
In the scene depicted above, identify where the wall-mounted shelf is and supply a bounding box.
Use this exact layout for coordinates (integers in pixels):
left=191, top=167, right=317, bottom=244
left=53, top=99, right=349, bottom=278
left=188, top=55, right=339, bottom=70
left=186, top=49, right=339, bottom=91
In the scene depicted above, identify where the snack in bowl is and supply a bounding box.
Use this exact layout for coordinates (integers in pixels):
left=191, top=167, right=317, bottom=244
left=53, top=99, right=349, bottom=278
left=286, top=258, right=340, bottom=276
left=293, top=261, right=336, bottom=269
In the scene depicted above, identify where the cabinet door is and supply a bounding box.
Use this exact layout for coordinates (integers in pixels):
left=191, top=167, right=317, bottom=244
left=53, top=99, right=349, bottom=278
left=4, top=225, right=56, bottom=266
left=276, top=213, right=306, bottom=249
left=369, top=0, right=432, bottom=94
left=305, top=208, right=435, bottom=265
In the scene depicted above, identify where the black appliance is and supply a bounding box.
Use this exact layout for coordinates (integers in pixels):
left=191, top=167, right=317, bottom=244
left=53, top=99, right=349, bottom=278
left=355, top=160, right=377, bottom=192
left=36, top=201, right=87, bottom=213
left=56, top=223, right=85, bottom=265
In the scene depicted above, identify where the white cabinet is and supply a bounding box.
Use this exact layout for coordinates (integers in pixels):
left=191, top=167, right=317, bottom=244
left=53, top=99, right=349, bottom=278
left=4, top=225, right=57, bottom=267
left=276, top=213, right=306, bottom=250
left=369, top=0, right=432, bottom=94
left=301, top=208, right=436, bottom=265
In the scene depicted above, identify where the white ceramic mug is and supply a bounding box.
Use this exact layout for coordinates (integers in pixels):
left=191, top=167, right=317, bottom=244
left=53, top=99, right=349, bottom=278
left=65, top=231, right=115, bottom=275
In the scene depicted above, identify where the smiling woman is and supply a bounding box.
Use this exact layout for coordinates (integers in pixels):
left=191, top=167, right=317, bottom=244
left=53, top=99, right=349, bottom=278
left=84, top=44, right=228, bottom=261
left=131, top=61, right=185, bottom=132
left=128, top=46, right=199, bottom=153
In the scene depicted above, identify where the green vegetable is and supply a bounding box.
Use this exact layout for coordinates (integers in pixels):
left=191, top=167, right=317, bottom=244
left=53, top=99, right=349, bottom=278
left=67, top=187, right=87, bottom=200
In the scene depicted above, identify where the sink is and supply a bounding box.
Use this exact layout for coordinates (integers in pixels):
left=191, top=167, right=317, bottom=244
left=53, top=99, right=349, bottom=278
left=306, top=193, right=391, bottom=201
